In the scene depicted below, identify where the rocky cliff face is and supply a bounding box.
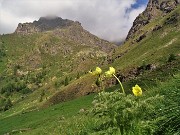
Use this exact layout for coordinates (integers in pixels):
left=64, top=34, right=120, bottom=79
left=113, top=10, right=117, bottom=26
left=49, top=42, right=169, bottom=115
left=15, top=16, right=79, bottom=34
left=126, top=0, right=180, bottom=40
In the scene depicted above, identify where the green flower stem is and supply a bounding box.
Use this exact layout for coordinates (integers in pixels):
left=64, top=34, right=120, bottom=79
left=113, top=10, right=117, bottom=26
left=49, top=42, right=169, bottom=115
left=96, top=74, right=104, bottom=92
left=100, top=76, right=105, bottom=91
left=113, top=74, right=125, bottom=94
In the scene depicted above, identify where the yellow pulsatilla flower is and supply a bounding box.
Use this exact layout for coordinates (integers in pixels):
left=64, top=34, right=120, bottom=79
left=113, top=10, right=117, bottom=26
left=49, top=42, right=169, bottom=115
left=105, top=71, right=112, bottom=77
left=89, top=67, right=102, bottom=75
left=132, top=84, right=142, bottom=96
left=109, top=67, right=115, bottom=75
left=95, top=67, right=102, bottom=75
left=105, top=67, right=115, bottom=77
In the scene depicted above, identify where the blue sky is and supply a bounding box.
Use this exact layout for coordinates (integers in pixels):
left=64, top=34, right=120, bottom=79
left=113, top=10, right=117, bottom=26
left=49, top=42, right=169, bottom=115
left=0, top=0, right=148, bottom=42
left=133, top=0, right=148, bottom=8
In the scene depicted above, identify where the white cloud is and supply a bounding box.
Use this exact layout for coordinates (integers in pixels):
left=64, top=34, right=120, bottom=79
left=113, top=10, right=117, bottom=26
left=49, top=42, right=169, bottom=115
left=0, top=0, right=146, bottom=42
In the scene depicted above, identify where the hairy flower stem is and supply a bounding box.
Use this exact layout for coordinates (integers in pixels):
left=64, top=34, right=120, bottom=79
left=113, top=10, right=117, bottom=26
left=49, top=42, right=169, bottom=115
left=100, top=76, right=105, bottom=92
left=97, top=75, right=104, bottom=92
left=113, top=74, right=125, bottom=94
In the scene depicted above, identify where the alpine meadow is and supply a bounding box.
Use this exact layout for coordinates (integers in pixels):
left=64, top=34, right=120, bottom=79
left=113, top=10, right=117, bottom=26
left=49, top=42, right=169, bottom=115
left=0, top=0, right=180, bottom=134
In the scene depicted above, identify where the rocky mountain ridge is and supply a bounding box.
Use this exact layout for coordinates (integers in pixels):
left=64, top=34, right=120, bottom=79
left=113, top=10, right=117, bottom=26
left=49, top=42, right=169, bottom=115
left=15, top=16, right=80, bottom=34
left=15, top=16, right=116, bottom=53
left=126, top=0, right=180, bottom=40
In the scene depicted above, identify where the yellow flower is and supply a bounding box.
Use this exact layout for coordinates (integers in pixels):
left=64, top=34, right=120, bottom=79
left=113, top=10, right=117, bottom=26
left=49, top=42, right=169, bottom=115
left=132, top=84, right=142, bottom=96
left=105, top=67, right=115, bottom=77
left=109, top=67, right=115, bottom=75
left=95, top=67, right=102, bottom=75
left=89, top=67, right=102, bottom=75
left=105, top=71, right=112, bottom=77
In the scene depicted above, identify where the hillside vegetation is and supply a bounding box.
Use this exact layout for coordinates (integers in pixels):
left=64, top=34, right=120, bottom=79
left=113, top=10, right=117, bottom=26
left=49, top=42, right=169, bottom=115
left=111, top=4, right=180, bottom=71
left=0, top=0, right=180, bottom=134
left=0, top=69, right=179, bottom=134
left=0, top=17, right=116, bottom=115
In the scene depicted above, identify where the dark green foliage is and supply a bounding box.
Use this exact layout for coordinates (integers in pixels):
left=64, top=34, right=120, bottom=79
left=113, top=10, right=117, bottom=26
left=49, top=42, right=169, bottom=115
left=168, top=53, right=176, bottom=62
left=0, top=80, right=31, bottom=95
left=90, top=91, right=163, bottom=134
left=4, top=91, right=11, bottom=98
left=64, top=76, right=69, bottom=86
left=142, top=60, right=146, bottom=70
left=164, top=12, right=179, bottom=25
left=95, top=77, right=101, bottom=87
left=1, top=82, right=15, bottom=94
left=54, top=81, right=60, bottom=89
left=77, top=72, right=80, bottom=79
left=13, top=65, right=20, bottom=76
left=4, top=98, right=13, bottom=111
left=0, top=98, right=13, bottom=112
left=39, top=90, right=45, bottom=102
left=0, top=67, right=46, bottom=98
left=17, top=81, right=26, bottom=92
left=0, top=44, right=6, bottom=61
left=20, top=87, right=31, bottom=94
left=0, top=49, right=6, bottom=58
left=69, top=77, right=73, bottom=81
left=28, top=71, right=46, bottom=83
left=0, top=98, right=6, bottom=111
left=54, top=79, right=65, bottom=89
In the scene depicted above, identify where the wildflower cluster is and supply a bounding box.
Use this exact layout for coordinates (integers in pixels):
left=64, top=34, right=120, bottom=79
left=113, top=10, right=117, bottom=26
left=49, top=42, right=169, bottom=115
left=88, top=67, right=168, bottom=134
left=90, top=66, right=142, bottom=96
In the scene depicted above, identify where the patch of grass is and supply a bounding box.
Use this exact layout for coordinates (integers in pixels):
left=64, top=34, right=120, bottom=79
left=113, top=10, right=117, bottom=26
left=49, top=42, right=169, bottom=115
left=0, top=93, right=95, bottom=134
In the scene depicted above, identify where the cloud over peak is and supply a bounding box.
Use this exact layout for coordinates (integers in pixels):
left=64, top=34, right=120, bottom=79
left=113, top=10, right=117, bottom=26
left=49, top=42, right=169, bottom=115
left=0, top=0, right=147, bottom=42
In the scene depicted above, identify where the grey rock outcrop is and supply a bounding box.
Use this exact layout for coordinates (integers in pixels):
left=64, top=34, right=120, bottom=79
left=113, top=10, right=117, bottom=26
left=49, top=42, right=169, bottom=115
left=15, top=16, right=80, bottom=34
left=126, top=0, right=180, bottom=40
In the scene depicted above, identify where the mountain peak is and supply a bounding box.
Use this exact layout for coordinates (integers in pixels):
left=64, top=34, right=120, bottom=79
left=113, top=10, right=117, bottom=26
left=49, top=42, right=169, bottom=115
left=126, top=0, right=180, bottom=40
left=38, top=16, right=61, bottom=21
left=15, top=16, right=81, bottom=34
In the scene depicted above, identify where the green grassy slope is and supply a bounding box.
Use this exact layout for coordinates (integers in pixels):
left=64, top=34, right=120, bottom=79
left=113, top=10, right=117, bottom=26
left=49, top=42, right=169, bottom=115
left=0, top=68, right=179, bottom=135
left=0, top=94, right=95, bottom=134
left=0, top=26, right=116, bottom=116
left=111, top=6, right=180, bottom=71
